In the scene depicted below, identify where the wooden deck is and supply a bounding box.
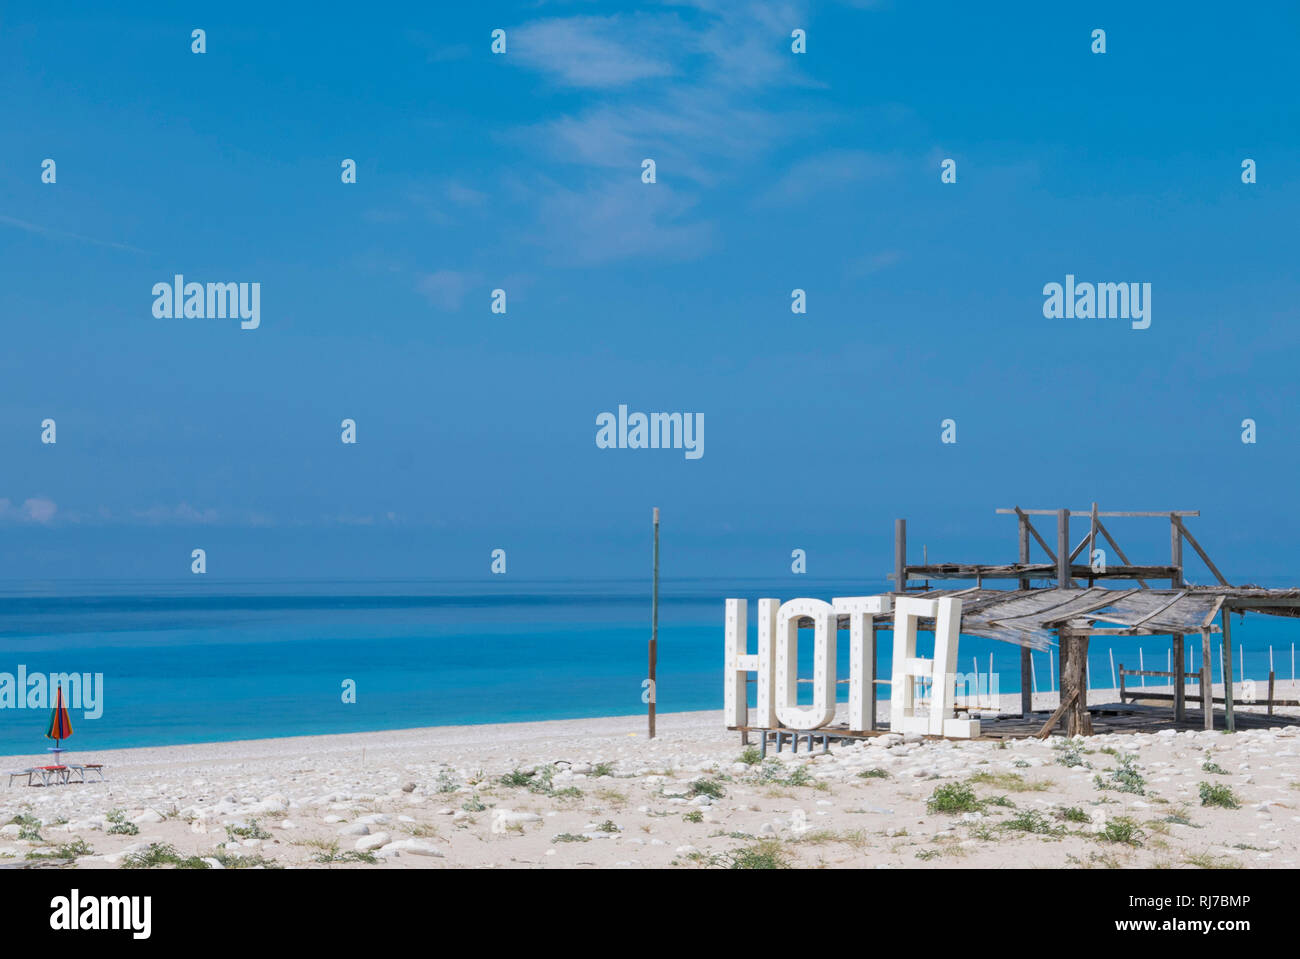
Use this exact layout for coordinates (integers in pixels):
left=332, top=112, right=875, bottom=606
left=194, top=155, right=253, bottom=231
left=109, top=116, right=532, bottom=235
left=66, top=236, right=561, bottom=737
left=734, top=701, right=1300, bottom=747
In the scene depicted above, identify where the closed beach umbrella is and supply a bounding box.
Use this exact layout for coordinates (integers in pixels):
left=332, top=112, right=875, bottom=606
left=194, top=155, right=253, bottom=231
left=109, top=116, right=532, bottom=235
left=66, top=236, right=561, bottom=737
left=46, top=684, right=73, bottom=753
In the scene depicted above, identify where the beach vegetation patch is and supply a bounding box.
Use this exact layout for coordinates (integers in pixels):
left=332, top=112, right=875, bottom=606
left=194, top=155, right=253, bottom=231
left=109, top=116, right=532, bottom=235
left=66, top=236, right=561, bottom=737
left=1056, top=806, right=1091, bottom=824
left=9, top=813, right=42, bottom=841
left=434, top=770, right=460, bottom=793
left=105, top=809, right=139, bottom=836
left=724, top=840, right=792, bottom=869
left=683, top=810, right=703, bottom=823
left=26, top=839, right=93, bottom=860
left=1183, top=851, right=1237, bottom=869
left=551, top=833, right=590, bottom=843
left=1054, top=739, right=1091, bottom=769
left=310, top=841, right=377, bottom=864
left=690, top=778, right=726, bottom=799
left=215, top=851, right=280, bottom=869
left=121, top=843, right=210, bottom=869
left=461, top=794, right=487, bottom=812
left=1201, top=756, right=1229, bottom=775
left=857, top=767, right=889, bottom=780
left=499, top=765, right=581, bottom=799
left=736, top=747, right=763, bottom=766
left=968, top=771, right=1051, bottom=792
left=1093, top=753, right=1145, bottom=795
left=926, top=783, right=982, bottom=814
left=1095, top=816, right=1145, bottom=847
left=1002, top=810, right=1063, bottom=835
left=225, top=819, right=271, bottom=841
left=1198, top=782, right=1240, bottom=809
left=589, top=763, right=615, bottom=778
left=499, top=769, right=533, bottom=787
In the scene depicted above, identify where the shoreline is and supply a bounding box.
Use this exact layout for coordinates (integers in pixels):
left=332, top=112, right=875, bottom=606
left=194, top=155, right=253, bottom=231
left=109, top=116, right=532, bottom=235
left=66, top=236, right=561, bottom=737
left=5, top=680, right=1296, bottom=769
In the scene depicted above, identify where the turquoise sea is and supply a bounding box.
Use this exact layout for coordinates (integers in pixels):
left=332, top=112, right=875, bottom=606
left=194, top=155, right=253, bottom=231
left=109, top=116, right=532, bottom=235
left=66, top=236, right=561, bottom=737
left=0, top=578, right=1294, bottom=754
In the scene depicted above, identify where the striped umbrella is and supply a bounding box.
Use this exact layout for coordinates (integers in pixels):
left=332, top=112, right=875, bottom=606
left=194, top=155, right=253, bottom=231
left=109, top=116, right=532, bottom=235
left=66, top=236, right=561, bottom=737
left=45, top=684, right=73, bottom=758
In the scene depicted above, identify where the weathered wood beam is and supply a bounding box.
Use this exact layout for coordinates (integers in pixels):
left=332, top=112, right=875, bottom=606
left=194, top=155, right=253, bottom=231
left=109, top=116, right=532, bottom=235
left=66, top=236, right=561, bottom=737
left=1222, top=607, right=1236, bottom=733
left=902, top=564, right=1181, bottom=580
left=1013, top=506, right=1057, bottom=563
left=1036, top=688, right=1079, bottom=739
left=997, top=509, right=1201, bottom=517
left=1174, top=516, right=1230, bottom=587
left=1094, top=518, right=1148, bottom=588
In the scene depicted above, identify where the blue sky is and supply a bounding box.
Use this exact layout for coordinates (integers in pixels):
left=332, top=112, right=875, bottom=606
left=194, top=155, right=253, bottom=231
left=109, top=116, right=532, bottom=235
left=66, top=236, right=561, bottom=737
left=2, top=1, right=1299, bottom=583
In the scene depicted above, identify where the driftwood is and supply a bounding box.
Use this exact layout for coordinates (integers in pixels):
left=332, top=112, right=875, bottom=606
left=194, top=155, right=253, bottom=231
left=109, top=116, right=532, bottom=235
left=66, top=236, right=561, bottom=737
left=1036, top=689, right=1078, bottom=739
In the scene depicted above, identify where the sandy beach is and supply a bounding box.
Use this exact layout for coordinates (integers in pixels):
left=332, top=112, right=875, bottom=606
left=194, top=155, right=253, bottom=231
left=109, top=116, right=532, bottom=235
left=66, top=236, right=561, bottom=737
left=3, top=686, right=1299, bottom=869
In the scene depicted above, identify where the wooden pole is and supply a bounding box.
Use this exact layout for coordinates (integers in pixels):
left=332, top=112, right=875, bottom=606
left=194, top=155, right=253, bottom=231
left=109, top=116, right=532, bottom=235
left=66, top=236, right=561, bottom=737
left=1018, top=513, right=1032, bottom=715
left=894, top=519, right=907, bottom=594
left=1173, top=634, right=1185, bottom=721
left=1170, top=514, right=1183, bottom=588
left=649, top=507, right=659, bottom=739
left=1200, top=628, right=1213, bottom=730
left=1221, top=607, right=1235, bottom=733
left=869, top=622, right=878, bottom=730
left=1269, top=671, right=1276, bottom=717
left=1056, top=509, right=1070, bottom=587
left=1088, top=502, right=1098, bottom=587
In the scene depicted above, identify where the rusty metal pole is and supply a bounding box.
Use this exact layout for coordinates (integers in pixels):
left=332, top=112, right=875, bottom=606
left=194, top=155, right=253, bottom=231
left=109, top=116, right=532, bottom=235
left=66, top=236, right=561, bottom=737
left=649, top=507, right=659, bottom=739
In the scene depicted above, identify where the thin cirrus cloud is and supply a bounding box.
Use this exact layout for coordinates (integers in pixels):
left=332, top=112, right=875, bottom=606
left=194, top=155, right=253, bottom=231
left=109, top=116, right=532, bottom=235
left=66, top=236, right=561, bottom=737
left=414, top=270, right=479, bottom=310
left=499, top=1, right=821, bottom=266
left=508, top=15, right=683, bottom=88
left=755, top=149, right=900, bottom=206
left=0, top=497, right=58, bottom=524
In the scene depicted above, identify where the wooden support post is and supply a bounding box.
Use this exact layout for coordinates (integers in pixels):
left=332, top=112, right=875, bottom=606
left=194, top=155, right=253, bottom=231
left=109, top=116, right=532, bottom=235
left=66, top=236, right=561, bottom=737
left=1061, top=626, right=1092, bottom=736
left=1056, top=509, right=1071, bottom=587
left=649, top=507, right=659, bottom=740
left=1269, top=671, right=1276, bottom=717
left=1019, top=513, right=1032, bottom=716
left=1222, top=608, right=1235, bottom=733
left=1170, top=515, right=1183, bottom=588
left=894, top=519, right=906, bottom=593
left=1173, top=634, right=1185, bottom=721
left=1201, top=628, right=1213, bottom=731
left=1119, top=663, right=1126, bottom=703
left=869, top=622, right=879, bottom=731
left=1088, top=502, right=1098, bottom=587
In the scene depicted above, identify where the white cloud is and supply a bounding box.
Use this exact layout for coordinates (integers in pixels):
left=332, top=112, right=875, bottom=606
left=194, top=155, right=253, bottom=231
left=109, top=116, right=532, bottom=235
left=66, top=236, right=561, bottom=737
left=530, top=177, right=716, bottom=266
left=509, top=15, right=683, bottom=88
left=757, top=149, right=899, bottom=205
left=131, top=503, right=219, bottom=525
left=0, top=497, right=59, bottom=524
left=415, top=270, right=478, bottom=310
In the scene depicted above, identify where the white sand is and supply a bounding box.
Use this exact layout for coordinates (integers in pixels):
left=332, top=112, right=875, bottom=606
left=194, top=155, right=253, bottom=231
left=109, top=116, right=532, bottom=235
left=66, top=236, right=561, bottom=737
left=2, top=686, right=1298, bottom=869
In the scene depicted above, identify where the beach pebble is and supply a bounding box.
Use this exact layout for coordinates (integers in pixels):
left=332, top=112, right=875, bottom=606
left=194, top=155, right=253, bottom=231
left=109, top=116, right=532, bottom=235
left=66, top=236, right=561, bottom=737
left=355, top=832, right=391, bottom=852
left=338, top=823, right=370, bottom=836
left=378, top=839, right=444, bottom=857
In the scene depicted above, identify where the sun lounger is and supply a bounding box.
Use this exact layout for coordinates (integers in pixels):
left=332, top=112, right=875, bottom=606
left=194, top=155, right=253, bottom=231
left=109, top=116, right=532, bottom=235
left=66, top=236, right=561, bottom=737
left=32, top=765, right=69, bottom=786
left=81, top=763, right=105, bottom=781
left=6, top=769, right=34, bottom=787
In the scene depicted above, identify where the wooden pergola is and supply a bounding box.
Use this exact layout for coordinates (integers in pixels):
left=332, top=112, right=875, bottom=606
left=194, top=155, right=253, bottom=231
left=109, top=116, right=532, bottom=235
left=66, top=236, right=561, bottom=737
left=888, top=506, right=1300, bottom=737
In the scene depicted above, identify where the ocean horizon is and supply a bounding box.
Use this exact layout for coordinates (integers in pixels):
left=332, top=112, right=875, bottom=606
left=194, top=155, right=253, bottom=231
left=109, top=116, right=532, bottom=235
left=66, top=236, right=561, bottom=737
left=0, top=577, right=1293, bottom=755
